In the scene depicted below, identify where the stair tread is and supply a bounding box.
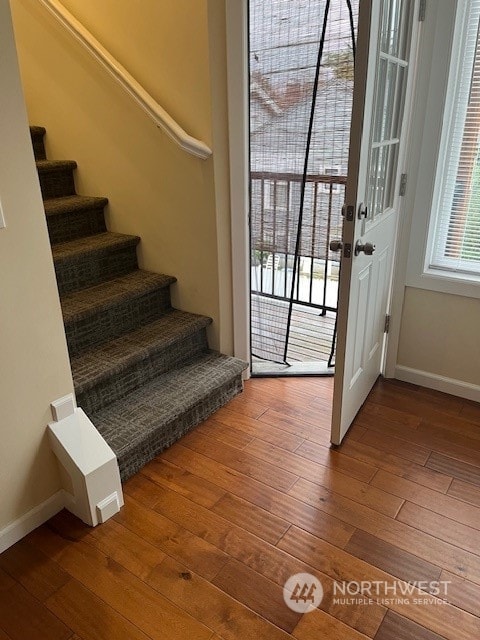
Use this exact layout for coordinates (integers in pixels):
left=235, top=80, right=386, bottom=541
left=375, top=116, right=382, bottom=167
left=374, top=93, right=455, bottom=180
left=52, top=231, right=140, bottom=262
left=72, top=308, right=212, bottom=392
left=44, top=195, right=109, bottom=216
left=30, top=125, right=46, bottom=136
left=91, top=351, right=247, bottom=458
left=61, top=270, right=176, bottom=324
left=36, top=159, right=77, bottom=172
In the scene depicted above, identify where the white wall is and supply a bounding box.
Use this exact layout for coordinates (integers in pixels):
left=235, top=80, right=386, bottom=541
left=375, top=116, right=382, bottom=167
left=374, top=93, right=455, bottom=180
left=390, top=0, right=480, bottom=398
left=397, top=288, right=480, bottom=388
left=0, top=0, right=74, bottom=538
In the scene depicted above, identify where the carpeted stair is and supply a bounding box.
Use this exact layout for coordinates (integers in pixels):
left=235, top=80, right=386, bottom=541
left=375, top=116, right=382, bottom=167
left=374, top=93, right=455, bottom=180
left=30, top=125, right=247, bottom=481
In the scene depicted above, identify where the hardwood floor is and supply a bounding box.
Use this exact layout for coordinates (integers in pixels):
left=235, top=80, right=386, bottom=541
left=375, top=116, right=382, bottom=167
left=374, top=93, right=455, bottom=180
left=1, top=376, right=480, bottom=639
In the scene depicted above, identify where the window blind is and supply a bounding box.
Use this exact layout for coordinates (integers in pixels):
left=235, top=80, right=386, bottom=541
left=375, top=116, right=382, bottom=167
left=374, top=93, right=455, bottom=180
left=430, top=0, right=480, bottom=275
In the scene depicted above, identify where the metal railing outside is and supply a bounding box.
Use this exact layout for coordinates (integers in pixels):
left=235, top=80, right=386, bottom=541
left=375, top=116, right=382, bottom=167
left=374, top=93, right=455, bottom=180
left=250, top=171, right=346, bottom=314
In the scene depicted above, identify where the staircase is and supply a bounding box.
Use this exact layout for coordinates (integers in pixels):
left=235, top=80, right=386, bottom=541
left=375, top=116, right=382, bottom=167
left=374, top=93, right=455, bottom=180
left=30, top=125, right=247, bottom=481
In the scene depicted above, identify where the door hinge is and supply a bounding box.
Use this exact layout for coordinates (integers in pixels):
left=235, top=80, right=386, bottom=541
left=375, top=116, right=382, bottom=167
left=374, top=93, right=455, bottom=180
left=399, top=173, right=408, bottom=196
left=384, top=314, right=391, bottom=334
left=419, top=0, right=426, bottom=22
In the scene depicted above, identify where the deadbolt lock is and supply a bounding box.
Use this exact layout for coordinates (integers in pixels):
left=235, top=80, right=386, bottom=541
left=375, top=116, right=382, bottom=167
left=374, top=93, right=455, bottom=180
left=329, top=240, right=343, bottom=253
left=358, top=203, right=368, bottom=219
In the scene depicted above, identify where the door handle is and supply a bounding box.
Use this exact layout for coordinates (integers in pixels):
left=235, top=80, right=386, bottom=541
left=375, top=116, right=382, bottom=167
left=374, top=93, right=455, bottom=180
left=355, top=241, right=375, bottom=256
left=329, top=240, right=343, bottom=252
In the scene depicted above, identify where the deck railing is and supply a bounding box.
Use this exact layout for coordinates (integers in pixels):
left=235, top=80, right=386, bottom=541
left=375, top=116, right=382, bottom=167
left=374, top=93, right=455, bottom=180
left=250, top=170, right=346, bottom=314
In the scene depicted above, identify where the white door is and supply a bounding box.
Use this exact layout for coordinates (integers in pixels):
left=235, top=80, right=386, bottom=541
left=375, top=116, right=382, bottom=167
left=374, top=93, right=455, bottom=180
left=331, top=0, right=420, bottom=444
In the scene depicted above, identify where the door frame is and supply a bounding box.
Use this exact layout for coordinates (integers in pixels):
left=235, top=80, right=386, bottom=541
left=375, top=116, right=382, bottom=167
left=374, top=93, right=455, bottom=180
left=224, top=0, right=418, bottom=379
left=226, top=0, right=250, bottom=368
left=383, top=0, right=425, bottom=378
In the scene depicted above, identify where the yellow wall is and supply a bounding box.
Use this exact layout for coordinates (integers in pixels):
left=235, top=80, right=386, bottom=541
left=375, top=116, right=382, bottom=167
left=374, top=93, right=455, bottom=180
left=0, top=0, right=74, bottom=530
left=397, top=287, right=480, bottom=386
left=10, top=0, right=234, bottom=352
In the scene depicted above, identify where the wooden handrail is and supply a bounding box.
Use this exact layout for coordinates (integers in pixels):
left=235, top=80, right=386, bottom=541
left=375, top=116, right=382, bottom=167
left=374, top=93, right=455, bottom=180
left=37, top=0, right=212, bottom=159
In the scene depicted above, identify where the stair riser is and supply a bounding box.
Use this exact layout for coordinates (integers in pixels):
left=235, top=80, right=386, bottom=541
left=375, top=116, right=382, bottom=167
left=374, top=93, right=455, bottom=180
left=65, top=287, right=172, bottom=356
left=31, top=135, right=46, bottom=161
left=48, top=209, right=107, bottom=244
left=118, top=375, right=244, bottom=481
left=77, top=329, right=209, bottom=415
left=38, top=168, right=76, bottom=199
left=55, top=244, right=139, bottom=295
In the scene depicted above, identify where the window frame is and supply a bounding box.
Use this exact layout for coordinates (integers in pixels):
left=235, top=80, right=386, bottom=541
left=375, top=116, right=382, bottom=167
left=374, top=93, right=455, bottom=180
left=406, top=0, right=480, bottom=299
left=263, top=180, right=291, bottom=212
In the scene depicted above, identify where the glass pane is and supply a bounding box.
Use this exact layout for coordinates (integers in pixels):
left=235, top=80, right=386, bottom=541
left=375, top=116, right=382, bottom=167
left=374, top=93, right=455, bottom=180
left=367, top=147, right=379, bottom=217
left=373, top=58, right=388, bottom=143
left=382, top=62, right=398, bottom=141
left=398, top=0, right=414, bottom=60
left=380, top=2, right=391, bottom=54
left=384, top=143, right=399, bottom=210
left=381, top=0, right=412, bottom=59
left=387, top=0, right=402, bottom=56
left=391, top=65, right=406, bottom=139
left=368, top=145, right=389, bottom=220
left=375, top=145, right=388, bottom=216
left=373, top=60, right=400, bottom=145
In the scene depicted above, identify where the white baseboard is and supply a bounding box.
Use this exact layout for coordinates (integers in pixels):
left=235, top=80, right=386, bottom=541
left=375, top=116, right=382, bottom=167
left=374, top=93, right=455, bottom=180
left=395, top=365, right=480, bottom=403
left=242, top=368, right=251, bottom=381
left=0, top=490, right=65, bottom=554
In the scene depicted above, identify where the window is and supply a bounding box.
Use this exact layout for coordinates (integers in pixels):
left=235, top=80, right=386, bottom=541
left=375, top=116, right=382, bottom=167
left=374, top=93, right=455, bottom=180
left=405, top=0, right=480, bottom=298
left=264, top=180, right=290, bottom=210
left=428, top=0, right=480, bottom=277
left=322, top=166, right=341, bottom=192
